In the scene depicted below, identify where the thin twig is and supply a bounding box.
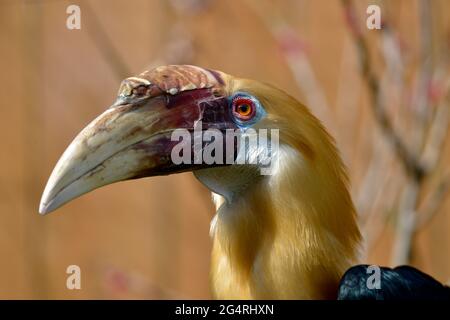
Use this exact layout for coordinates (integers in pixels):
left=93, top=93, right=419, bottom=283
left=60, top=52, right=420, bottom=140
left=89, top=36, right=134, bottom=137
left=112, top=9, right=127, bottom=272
left=416, top=175, right=450, bottom=230
left=341, top=0, right=425, bottom=182
left=420, top=81, right=450, bottom=171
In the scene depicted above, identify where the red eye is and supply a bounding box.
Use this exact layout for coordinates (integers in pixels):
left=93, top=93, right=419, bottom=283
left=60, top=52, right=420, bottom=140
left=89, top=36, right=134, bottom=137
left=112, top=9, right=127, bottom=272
left=232, top=97, right=256, bottom=121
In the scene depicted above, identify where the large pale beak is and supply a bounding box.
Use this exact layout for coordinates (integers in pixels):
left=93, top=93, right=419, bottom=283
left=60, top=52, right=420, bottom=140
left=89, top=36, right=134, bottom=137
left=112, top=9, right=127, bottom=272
left=39, top=84, right=234, bottom=215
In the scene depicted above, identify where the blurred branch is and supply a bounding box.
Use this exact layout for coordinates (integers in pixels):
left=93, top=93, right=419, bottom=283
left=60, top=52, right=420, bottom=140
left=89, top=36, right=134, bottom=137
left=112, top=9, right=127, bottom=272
left=244, top=0, right=336, bottom=134
left=391, top=181, right=420, bottom=265
left=409, top=0, right=434, bottom=154
left=356, top=134, right=391, bottom=223
left=341, top=0, right=425, bottom=182
left=168, top=0, right=213, bottom=14
left=416, top=175, right=450, bottom=230
left=356, top=31, right=405, bottom=225
left=420, top=81, right=450, bottom=171
left=83, top=1, right=131, bottom=79
left=341, top=0, right=449, bottom=265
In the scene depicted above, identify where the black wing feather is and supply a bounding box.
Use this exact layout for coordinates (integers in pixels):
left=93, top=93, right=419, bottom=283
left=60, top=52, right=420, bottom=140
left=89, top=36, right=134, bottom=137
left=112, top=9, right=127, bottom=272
left=338, top=264, right=450, bottom=300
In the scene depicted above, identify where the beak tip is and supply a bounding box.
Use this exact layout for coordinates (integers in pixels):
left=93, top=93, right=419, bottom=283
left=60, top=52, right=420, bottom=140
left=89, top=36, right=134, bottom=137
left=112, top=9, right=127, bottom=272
left=39, top=193, right=57, bottom=215
left=38, top=200, right=50, bottom=215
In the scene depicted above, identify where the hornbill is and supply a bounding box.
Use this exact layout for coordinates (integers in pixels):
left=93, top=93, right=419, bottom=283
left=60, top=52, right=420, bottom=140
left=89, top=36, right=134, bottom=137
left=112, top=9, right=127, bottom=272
left=39, top=65, right=449, bottom=299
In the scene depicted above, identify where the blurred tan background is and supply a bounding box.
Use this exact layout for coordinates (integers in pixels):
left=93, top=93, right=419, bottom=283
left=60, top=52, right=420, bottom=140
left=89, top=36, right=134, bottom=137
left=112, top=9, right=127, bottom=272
left=0, top=0, right=449, bottom=299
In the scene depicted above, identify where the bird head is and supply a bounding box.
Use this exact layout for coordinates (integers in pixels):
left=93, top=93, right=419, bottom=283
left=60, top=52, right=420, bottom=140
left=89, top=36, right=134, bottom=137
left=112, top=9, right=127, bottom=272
left=40, top=65, right=280, bottom=213
left=39, top=65, right=354, bottom=220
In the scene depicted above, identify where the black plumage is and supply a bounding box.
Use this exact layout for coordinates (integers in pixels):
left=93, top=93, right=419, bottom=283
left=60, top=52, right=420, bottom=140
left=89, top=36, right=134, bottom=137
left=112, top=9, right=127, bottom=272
left=338, top=264, right=450, bottom=300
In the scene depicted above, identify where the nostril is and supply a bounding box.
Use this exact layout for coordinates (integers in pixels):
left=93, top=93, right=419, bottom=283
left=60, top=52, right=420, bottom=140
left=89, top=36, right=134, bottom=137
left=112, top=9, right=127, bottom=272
left=133, top=85, right=148, bottom=96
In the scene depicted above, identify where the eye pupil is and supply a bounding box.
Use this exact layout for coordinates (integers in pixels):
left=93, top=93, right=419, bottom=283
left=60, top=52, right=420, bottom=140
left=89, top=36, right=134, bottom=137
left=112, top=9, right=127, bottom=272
left=239, top=104, right=249, bottom=113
